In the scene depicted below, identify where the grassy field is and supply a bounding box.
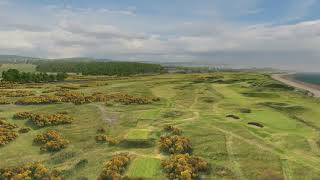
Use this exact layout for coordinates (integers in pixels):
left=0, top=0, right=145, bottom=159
left=0, top=63, right=36, bottom=74
left=1, top=72, right=320, bottom=179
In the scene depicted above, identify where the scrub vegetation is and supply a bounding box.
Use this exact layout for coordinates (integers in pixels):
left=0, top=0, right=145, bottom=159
left=1, top=69, right=320, bottom=179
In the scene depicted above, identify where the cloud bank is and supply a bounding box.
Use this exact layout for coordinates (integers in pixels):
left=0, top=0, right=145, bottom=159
left=0, top=0, right=319, bottom=71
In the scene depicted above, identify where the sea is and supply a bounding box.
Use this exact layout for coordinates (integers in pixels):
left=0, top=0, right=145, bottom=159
left=293, top=73, right=320, bottom=85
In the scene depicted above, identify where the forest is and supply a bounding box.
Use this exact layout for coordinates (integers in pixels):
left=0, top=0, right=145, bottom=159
left=1, top=69, right=67, bottom=83
left=36, top=61, right=164, bottom=76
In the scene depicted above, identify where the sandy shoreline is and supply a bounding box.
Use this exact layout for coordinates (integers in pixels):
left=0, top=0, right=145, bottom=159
left=271, top=73, right=320, bottom=98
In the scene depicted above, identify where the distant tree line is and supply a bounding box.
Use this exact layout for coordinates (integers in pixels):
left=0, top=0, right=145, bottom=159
left=2, top=69, right=67, bottom=83
left=36, top=61, right=164, bottom=76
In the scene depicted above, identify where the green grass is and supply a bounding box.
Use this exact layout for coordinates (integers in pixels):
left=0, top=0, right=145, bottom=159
left=126, top=129, right=151, bottom=140
left=1, top=72, right=320, bottom=179
left=126, top=157, right=162, bottom=178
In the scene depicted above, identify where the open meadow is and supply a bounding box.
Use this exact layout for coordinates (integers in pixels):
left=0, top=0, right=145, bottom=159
left=1, top=72, right=320, bottom=179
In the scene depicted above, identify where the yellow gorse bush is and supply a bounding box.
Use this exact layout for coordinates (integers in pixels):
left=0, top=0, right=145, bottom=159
left=98, top=153, right=131, bottom=180
left=34, top=130, right=69, bottom=152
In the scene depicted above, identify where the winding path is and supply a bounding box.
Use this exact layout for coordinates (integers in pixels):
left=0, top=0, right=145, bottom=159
left=91, top=104, right=117, bottom=125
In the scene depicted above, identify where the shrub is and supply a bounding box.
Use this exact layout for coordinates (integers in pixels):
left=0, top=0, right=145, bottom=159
left=29, top=113, right=73, bottom=128
left=97, top=153, right=131, bottom=180
left=0, top=129, right=19, bottom=146
left=108, top=93, right=158, bottom=105
left=0, top=120, right=18, bottom=130
left=0, top=98, right=10, bottom=105
left=0, top=90, right=35, bottom=97
left=95, top=135, right=117, bottom=146
left=0, top=120, right=19, bottom=146
left=13, top=112, right=35, bottom=120
left=14, top=112, right=72, bottom=128
left=15, top=95, right=61, bottom=105
left=161, top=154, right=210, bottom=180
left=97, top=127, right=106, bottom=134
left=163, top=125, right=182, bottom=135
left=0, top=162, right=61, bottom=179
left=34, top=130, right=69, bottom=152
left=159, top=135, right=192, bottom=154
left=41, top=139, right=69, bottom=152
left=55, top=91, right=109, bottom=105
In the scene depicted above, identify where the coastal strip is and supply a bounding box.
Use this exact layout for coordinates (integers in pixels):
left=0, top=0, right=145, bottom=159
left=272, top=74, right=320, bottom=98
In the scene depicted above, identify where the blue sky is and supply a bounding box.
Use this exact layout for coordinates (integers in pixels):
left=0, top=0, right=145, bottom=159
left=0, top=0, right=320, bottom=71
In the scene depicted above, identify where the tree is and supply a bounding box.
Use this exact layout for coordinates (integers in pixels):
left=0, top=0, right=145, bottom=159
left=2, top=69, right=20, bottom=82
left=56, top=72, right=67, bottom=81
left=1, top=69, right=66, bottom=83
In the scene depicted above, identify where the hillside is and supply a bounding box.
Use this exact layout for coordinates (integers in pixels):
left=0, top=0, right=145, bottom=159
left=1, top=72, right=320, bottom=179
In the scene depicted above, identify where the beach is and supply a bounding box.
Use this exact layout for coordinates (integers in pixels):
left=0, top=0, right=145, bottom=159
left=272, top=74, right=320, bottom=97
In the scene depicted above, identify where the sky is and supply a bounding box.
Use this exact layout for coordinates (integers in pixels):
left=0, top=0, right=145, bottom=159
left=0, top=0, right=320, bottom=71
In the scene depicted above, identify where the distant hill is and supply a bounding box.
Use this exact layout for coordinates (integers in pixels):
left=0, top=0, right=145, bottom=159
left=0, top=55, right=113, bottom=63
left=0, top=55, right=42, bottom=63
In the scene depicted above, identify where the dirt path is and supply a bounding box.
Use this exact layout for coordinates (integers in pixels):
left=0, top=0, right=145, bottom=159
left=91, top=104, right=117, bottom=125
left=272, top=74, right=320, bottom=97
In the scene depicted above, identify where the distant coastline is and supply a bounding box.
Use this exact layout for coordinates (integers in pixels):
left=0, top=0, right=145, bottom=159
left=272, top=73, right=320, bottom=97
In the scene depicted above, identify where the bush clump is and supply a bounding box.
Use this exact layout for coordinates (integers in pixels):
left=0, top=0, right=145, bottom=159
left=96, top=127, right=106, bottom=134
left=109, top=93, right=158, bottom=105
left=34, top=130, right=69, bottom=152
left=13, top=112, right=73, bottom=128
left=0, top=98, right=10, bottom=105
left=0, top=120, right=19, bottom=146
left=30, top=113, right=73, bottom=127
left=0, top=162, right=61, bottom=180
left=97, top=153, right=131, bottom=180
left=95, top=135, right=117, bottom=146
left=164, top=125, right=182, bottom=135
left=159, top=135, right=192, bottom=154
left=0, top=90, right=35, bottom=97
left=55, top=91, right=95, bottom=105
left=13, top=112, right=35, bottom=120
left=15, top=95, right=61, bottom=105
left=161, top=154, right=210, bottom=180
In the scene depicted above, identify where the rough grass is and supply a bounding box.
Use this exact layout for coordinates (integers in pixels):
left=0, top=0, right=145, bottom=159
left=1, top=72, right=320, bottom=179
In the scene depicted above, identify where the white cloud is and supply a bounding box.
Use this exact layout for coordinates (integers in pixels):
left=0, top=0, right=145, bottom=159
left=0, top=1, right=320, bottom=71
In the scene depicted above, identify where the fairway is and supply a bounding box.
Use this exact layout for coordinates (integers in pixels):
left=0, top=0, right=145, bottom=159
left=1, top=72, right=320, bottom=179
left=126, top=157, right=162, bottom=178
left=126, top=129, right=151, bottom=140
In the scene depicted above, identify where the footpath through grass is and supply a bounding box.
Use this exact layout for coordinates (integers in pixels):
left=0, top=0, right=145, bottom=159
left=1, top=72, right=320, bottom=179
